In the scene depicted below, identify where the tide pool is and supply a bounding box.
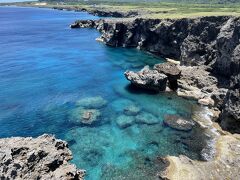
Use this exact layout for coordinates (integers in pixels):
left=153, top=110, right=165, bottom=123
left=0, top=6, right=211, bottom=179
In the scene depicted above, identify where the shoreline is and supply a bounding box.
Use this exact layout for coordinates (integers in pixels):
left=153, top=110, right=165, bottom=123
left=0, top=5, right=239, bottom=179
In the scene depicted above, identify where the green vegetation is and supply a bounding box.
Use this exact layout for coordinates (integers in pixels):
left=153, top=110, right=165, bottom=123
left=4, top=0, right=240, bottom=19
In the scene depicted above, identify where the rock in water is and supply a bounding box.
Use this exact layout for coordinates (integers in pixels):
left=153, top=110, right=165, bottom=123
left=70, top=20, right=96, bottom=28
left=136, top=112, right=159, bottom=125
left=70, top=107, right=101, bottom=125
left=116, top=115, right=135, bottom=128
left=76, top=96, right=107, bottom=109
left=124, top=104, right=141, bottom=116
left=0, top=134, right=85, bottom=180
left=164, top=115, right=195, bottom=131
left=153, top=62, right=181, bottom=90
left=124, top=66, right=168, bottom=91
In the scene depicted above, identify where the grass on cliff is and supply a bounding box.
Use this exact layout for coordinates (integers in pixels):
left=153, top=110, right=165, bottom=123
left=6, top=1, right=240, bottom=19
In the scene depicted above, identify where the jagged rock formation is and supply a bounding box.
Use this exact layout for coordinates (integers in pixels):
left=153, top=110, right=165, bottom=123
left=124, top=65, right=168, bottom=91
left=0, top=134, right=85, bottom=180
left=71, top=16, right=240, bottom=133
left=153, top=62, right=181, bottom=90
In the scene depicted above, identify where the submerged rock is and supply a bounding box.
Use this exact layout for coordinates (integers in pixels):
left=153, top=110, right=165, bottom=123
left=76, top=96, right=107, bottom=109
left=70, top=107, right=101, bottom=125
left=0, top=134, right=85, bottom=180
left=110, top=98, right=137, bottom=113
left=136, top=112, right=159, bottom=125
left=116, top=115, right=135, bottom=128
left=124, top=104, right=141, bottom=116
left=164, top=115, right=195, bottom=131
left=124, top=66, right=168, bottom=91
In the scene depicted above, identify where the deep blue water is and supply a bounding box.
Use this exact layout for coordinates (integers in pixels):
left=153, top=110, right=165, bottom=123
left=0, top=6, right=209, bottom=179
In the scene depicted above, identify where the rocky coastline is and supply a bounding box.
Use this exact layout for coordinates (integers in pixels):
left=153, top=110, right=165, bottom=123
left=70, top=16, right=240, bottom=134
left=0, top=134, right=85, bottom=180
left=0, top=5, right=239, bottom=179
left=69, top=15, right=240, bottom=179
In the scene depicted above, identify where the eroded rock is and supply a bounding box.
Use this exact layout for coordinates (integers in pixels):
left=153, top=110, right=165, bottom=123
left=153, top=62, right=181, bottom=90
left=124, top=65, right=167, bottom=91
left=164, top=115, right=195, bottom=131
left=0, top=134, right=85, bottom=180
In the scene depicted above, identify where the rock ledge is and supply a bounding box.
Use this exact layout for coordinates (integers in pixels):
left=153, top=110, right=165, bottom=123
left=0, top=134, right=85, bottom=180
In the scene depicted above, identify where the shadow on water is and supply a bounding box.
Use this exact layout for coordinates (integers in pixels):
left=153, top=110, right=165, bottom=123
left=125, top=84, right=159, bottom=95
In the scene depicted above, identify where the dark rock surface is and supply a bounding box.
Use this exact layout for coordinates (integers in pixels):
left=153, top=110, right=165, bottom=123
left=124, top=65, right=168, bottom=91
left=70, top=20, right=96, bottom=28
left=71, top=16, right=240, bottom=132
left=0, top=134, right=85, bottom=180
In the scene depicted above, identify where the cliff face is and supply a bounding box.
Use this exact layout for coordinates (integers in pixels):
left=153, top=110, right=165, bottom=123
left=0, top=134, right=85, bottom=180
left=71, top=16, right=240, bottom=133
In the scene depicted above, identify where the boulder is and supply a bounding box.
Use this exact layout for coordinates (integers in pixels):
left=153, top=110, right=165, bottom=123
left=124, top=66, right=168, bottom=91
left=153, top=62, right=181, bottom=90
left=0, top=134, right=85, bottom=180
left=164, top=115, right=195, bottom=131
left=116, top=115, right=135, bottom=128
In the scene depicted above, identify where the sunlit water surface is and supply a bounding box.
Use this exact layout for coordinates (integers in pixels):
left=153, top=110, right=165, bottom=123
left=0, top=7, right=211, bottom=179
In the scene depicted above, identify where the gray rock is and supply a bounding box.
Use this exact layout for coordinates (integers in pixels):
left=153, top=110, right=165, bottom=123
left=124, top=66, right=168, bottom=91
left=154, top=62, right=181, bottom=90
left=164, top=115, right=195, bottom=131
left=0, top=134, right=85, bottom=180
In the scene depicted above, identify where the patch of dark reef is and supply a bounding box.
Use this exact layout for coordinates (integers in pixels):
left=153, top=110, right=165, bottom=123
left=71, top=16, right=240, bottom=133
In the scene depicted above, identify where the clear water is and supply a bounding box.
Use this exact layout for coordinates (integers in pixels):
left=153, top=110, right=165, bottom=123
left=0, top=6, right=210, bottom=179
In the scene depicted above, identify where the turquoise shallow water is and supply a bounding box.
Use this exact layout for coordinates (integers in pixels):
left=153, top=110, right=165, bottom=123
left=0, top=6, right=210, bottom=179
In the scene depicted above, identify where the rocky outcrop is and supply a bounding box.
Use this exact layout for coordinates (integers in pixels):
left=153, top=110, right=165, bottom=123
left=153, top=62, right=181, bottom=90
left=0, top=134, right=85, bottom=180
left=70, top=20, right=96, bottom=28
left=158, top=133, right=240, bottom=180
left=71, top=16, right=240, bottom=132
left=124, top=65, right=168, bottom=91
